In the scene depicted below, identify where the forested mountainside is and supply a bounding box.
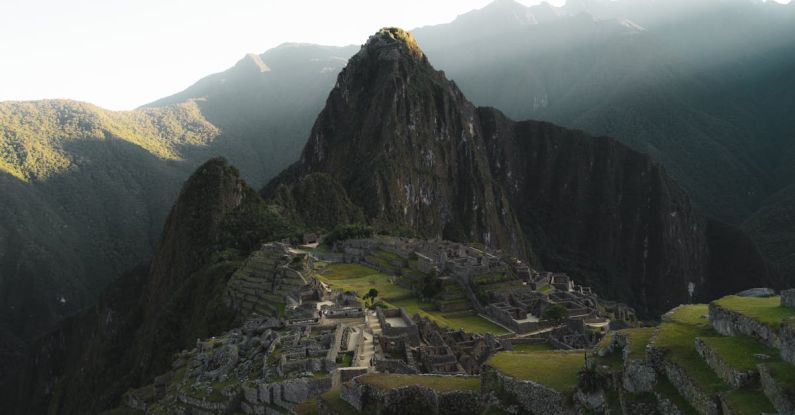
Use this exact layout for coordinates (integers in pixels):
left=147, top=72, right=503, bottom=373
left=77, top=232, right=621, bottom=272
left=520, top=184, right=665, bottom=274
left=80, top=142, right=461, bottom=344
left=0, top=44, right=354, bottom=366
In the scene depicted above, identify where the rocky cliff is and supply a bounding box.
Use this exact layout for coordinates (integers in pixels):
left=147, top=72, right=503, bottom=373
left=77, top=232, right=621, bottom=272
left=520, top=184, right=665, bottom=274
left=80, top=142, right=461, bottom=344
left=265, top=28, right=772, bottom=315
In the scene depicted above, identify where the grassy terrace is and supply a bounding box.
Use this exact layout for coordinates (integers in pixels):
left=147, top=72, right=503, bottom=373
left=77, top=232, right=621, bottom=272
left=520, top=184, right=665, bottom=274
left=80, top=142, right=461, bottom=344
left=357, top=373, right=480, bottom=392
left=765, top=361, right=795, bottom=398
left=654, top=305, right=730, bottom=396
left=623, top=327, right=655, bottom=359
left=512, top=342, right=555, bottom=352
left=712, top=295, right=795, bottom=331
left=654, top=377, right=699, bottom=415
left=487, top=351, right=584, bottom=394
left=318, top=389, right=359, bottom=415
left=390, top=297, right=509, bottom=335
left=723, top=389, right=776, bottom=414
left=317, top=263, right=413, bottom=301
left=317, top=263, right=508, bottom=335
left=699, top=335, right=781, bottom=371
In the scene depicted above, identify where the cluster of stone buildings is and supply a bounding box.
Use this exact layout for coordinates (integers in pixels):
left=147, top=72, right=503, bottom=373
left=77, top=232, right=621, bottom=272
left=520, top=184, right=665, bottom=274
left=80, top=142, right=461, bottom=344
left=117, top=238, right=643, bottom=414
left=335, top=236, right=636, bottom=348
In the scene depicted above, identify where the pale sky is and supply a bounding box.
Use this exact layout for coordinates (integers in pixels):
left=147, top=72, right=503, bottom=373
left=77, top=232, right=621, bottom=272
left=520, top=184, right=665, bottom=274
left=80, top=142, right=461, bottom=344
left=0, top=0, right=567, bottom=110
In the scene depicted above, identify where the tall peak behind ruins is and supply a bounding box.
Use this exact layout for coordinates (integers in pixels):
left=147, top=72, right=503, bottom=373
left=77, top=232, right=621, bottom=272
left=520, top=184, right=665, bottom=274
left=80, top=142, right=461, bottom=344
left=265, top=28, right=774, bottom=316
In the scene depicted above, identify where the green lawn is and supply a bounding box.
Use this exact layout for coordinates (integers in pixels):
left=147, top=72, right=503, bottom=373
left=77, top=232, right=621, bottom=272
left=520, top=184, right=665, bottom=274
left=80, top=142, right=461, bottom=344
left=537, top=284, right=554, bottom=294
left=317, top=263, right=413, bottom=301
left=293, top=398, right=320, bottom=415
left=357, top=374, right=480, bottom=391
left=656, top=304, right=733, bottom=395
left=318, top=263, right=507, bottom=335
left=487, top=351, right=584, bottom=394
left=764, top=361, right=795, bottom=397
left=713, top=296, right=795, bottom=331
left=663, top=304, right=710, bottom=327
left=698, top=335, right=780, bottom=371
left=654, top=377, right=699, bottom=415
left=318, top=389, right=359, bottom=415
left=512, top=342, right=555, bottom=352
left=389, top=297, right=509, bottom=335
left=622, top=327, right=655, bottom=359
left=722, top=389, right=776, bottom=414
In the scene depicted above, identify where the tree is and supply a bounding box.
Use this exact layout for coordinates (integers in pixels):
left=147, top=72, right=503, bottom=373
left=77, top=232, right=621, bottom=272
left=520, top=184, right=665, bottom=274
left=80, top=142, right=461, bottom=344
left=542, top=304, right=569, bottom=324
left=363, top=288, right=379, bottom=308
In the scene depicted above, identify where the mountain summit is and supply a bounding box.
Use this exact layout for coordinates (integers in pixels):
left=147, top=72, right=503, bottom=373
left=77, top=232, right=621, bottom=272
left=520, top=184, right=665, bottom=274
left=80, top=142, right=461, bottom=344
left=266, top=27, right=774, bottom=315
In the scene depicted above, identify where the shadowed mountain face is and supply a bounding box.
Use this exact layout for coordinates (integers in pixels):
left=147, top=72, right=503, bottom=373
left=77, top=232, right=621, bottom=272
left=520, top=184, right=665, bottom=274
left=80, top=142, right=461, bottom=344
left=0, top=44, right=355, bottom=365
left=3, top=158, right=296, bottom=415
left=410, top=0, right=795, bottom=279
left=266, top=28, right=774, bottom=316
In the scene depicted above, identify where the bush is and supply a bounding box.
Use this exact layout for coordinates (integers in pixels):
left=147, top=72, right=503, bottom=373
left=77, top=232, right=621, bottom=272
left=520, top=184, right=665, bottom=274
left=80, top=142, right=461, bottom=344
left=542, top=304, right=570, bottom=323
left=323, top=223, right=374, bottom=246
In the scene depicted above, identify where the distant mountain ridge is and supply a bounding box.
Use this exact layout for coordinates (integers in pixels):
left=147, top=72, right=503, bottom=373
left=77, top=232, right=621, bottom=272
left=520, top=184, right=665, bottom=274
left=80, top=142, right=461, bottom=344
left=0, top=43, right=355, bottom=370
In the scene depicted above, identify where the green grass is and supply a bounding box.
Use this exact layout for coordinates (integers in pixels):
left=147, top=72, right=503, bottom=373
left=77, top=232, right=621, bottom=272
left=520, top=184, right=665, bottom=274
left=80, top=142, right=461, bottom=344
left=318, top=263, right=413, bottom=301
left=623, top=327, right=655, bottom=359
left=318, top=263, right=507, bottom=334
left=713, top=295, right=795, bottom=331
left=293, top=398, right=319, bottom=415
left=655, top=321, right=728, bottom=395
left=319, top=389, right=359, bottom=415
left=663, top=304, right=710, bottom=327
left=357, top=374, right=480, bottom=392
left=389, top=297, right=508, bottom=335
left=655, top=306, right=731, bottom=397
left=512, top=342, right=555, bottom=352
left=699, top=335, right=780, bottom=371
left=722, top=389, right=776, bottom=415
left=765, top=361, right=795, bottom=399
left=654, top=377, right=699, bottom=415
left=488, top=351, right=584, bottom=394
left=537, top=284, right=554, bottom=294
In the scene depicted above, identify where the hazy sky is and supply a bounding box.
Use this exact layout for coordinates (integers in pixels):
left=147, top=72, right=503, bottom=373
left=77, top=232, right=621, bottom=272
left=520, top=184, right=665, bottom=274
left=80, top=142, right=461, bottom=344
left=0, top=0, right=568, bottom=110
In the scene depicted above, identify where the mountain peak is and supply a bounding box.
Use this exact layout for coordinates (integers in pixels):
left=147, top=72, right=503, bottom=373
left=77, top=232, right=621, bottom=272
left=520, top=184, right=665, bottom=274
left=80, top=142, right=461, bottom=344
left=231, top=53, right=270, bottom=75
left=362, top=27, right=425, bottom=60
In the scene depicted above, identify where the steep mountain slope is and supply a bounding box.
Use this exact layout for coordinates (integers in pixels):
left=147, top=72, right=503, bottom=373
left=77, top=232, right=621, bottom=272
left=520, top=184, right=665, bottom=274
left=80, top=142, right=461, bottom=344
left=411, top=0, right=795, bottom=278
left=0, top=44, right=354, bottom=365
left=3, top=158, right=296, bottom=414
left=266, top=28, right=774, bottom=315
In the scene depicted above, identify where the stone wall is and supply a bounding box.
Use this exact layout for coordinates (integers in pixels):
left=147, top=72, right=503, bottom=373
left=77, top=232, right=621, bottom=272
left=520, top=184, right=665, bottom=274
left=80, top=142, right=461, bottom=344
left=480, top=365, right=575, bottom=415
left=694, top=337, right=757, bottom=388
left=659, top=359, right=720, bottom=415
left=709, top=303, right=779, bottom=348
left=623, top=359, right=656, bottom=393
left=757, top=363, right=795, bottom=415
left=340, top=376, right=481, bottom=415
left=240, top=376, right=332, bottom=413
left=374, top=358, right=419, bottom=374
left=780, top=323, right=795, bottom=365
left=654, top=392, right=688, bottom=415
left=782, top=289, right=795, bottom=308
